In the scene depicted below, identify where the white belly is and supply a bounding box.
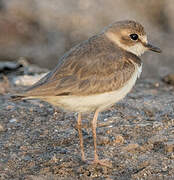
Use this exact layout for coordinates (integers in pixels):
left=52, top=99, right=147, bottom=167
left=48, top=63, right=142, bottom=113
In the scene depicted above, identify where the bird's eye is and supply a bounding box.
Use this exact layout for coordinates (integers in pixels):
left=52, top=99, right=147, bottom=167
left=130, top=34, right=138, bottom=41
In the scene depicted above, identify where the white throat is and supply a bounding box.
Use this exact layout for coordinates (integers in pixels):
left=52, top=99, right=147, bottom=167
left=106, top=32, right=147, bottom=56
left=125, top=43, right=146, bottom=56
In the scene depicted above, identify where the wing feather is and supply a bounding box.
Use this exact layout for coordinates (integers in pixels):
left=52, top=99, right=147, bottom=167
left=21, top=35, right=141, bottom=97
left=23, top=55, right=136, bottom=96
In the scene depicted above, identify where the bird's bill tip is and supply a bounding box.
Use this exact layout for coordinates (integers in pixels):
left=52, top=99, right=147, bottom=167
left=144, top=43, right=162, bottom=53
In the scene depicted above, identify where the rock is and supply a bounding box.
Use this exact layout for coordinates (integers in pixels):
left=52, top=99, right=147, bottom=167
left=164, top=141, right=174, bottom=153
left=122, top=143, right=140, bottom=152
left=0, top=76, right=11, bottom=94
left=12, top=73, right=47, bottom=86
left=0, top=124, right=5, bottom=132
left=0, top=61, right=21, bottom=73
left=162, top=74, right=174, bottom=85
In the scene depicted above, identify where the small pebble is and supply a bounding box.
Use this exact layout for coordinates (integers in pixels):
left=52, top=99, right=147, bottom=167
left=170, top=153, right=174, bottom=159
left=98, top=136, right=110, bottom=145
left=154, top=82, right=160, bottom=87
left=162, top=74, right=174, bottom=85
left=123, top=143, right=139, bottom=152
left=113, top=135, right=124, bottom=144
left=9, top=118, right=17, bottom=123
left=0, top=124, right=5, bottom=132
left=165, top=141, right=174, bottom=153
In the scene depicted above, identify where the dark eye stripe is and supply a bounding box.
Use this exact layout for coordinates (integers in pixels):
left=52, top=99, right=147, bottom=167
left=130, top=34, right=138, bottom=41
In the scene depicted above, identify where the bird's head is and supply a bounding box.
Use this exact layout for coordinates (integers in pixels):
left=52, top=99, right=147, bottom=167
left=105, top=20, right=161, bottom=56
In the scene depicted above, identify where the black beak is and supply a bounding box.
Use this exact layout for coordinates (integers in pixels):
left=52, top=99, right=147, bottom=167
left=144, top=43, right=162, bottom=53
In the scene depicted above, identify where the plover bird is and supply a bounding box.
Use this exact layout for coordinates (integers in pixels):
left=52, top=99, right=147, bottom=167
left=12, top=20, right=161, bottom=167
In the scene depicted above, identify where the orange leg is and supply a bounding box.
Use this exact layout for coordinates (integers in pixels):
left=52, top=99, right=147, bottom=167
left=77, top=113, right=85, bottom=161
left=91, top=109, right=112, bottom=167
left=91, top=109, right=100, bottom=161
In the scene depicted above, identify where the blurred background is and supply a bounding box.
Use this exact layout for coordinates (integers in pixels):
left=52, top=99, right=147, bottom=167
left=0, top=0, right=173, bottom=78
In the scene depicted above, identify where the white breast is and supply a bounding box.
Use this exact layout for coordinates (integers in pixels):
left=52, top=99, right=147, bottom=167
left=50, top=63, right=142, bottom=113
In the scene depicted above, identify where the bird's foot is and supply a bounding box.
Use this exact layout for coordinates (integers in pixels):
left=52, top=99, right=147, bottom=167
left=87, top=158, right=112, bottom=168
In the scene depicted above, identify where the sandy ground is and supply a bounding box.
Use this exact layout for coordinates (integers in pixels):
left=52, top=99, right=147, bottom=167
left=0, top=64, right=174, bottom=180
